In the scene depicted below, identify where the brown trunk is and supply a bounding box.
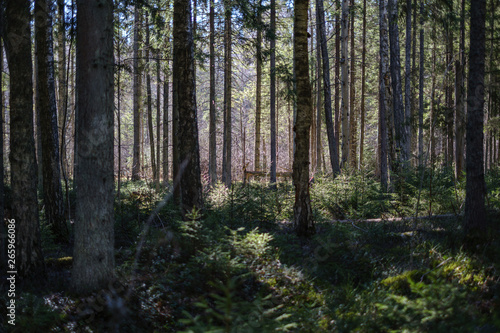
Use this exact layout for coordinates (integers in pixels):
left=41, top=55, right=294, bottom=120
left=349, top=0, right=357, bottom=170
left=222, top=0, right=232, bottom=187
left=35, top=0, right=68, bottom=242
left=341, top=0, right=350, bottom=168
left=360, top=0, right=366, bottom=168
left=5, top=0, right=45, bottom=279
left=72, top=0, right=114, bottom=293
left=209, top=1, right=217, bottom=183
left=293, top=0, right=314, bottom=237
left=173, top=0, right=204, bottom=215
left=464, top=0, right=487, bottom=235
left=145, top=15, right=157, bottom=182
left=270, top=0, right=277, bottom=185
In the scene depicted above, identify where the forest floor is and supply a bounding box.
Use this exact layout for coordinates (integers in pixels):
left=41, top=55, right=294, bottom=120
left=2, top=167, right=500, bottom=332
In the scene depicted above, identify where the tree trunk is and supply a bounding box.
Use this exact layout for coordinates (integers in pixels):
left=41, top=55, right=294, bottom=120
left=72, top=0, right=114, bottom=293
left=132, top=6, right=142, bottom=180
left=156, top=41, right=161, bottom=187
left=117, top=32, right=122, bottom=200
left=349, top=0, right=357, bottom=170
left=379, top=0, right=390, bottom=191
left=360, top=0, right=366, bottom=168
left=57, top=0, right=67, bottom=175
left=270, top=0, right=277, bottom=185
left=335, top=8, right=340, bottom=165
left=145, top=15, right=157, bottom=183
left=404, top=0, right=412, bottom=165
left=317, top=0, right=340, bottom=175
left=35, top=0, right=68, bottom=243
left=5, top=0, right=45, bottom=279
left=209, top=1, right=217, bottom=183
left=0, top=28, right=5, bottom=268
left=445, top=14, right=454, bottom=168
left=418, top=0, right=424, bottom=168
left=315, top=27, right=322, bottom=174
left=173, top=0, right=204, bottom=215
left=340, top=0, right=350, bottom=168
left=222, top=0, right=232, bottom=187
left=388, top=0, right=408, bottom=168
left=293, top=0, right=314, bottom=237
left=464, top=0, right=487, bottom=235
left=455, top=0, right=465, bottom=178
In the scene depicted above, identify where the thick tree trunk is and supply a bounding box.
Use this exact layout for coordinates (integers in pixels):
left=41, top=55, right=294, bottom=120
left=379, top=0, right=390, bottom=191
left=464, top=0, right=487, bottom=235
left=293, top=0, right=314, bottom=237
left=173, top=0, right=204, bottom=215
left=132, top=6, right=142, bottom=180
left=57, top=0, right=67, bottom=175
left=388, top=0, right=408, bottom=168
left=340, top=0, right=350, bottom=168
left=270, top=0, right=277, bottom=185
left=222, top=0, right=232, bottom=187
left=5, top=0, right=45, bottom=279
left=35, top=0, right=68, bottom=243
left=72, top=0, right=114, bottom=293
left=0, top=29, right=5, bottom=268
left=317, top=0, right=340, bottom=175
left=209, top=1, right=217, bottom=183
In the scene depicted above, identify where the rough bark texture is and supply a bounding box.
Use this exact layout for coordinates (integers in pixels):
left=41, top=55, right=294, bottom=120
left=464, top=0, right=487, bottom=234
left=335, top=9, right=340, bottom=164
left=270, top=0, right=277, bottom=185
left=404, top=0, right=412, bottom=164
left=72, top=0, right=114, bottom=293
left=455, top=0, right=465, bottom=178
left=379, top=0, right=390, bottom=191
left=293, top=0, right=314, bottom=237
left=0, top=23, right=5, bottom=268
left=388, top=0, right=408, bottom=168
left=348, top=0, right=357, bottom=170
left=418, top=0, right=424, bottom=168
left=35, top=0, right=68, bottom=242
left=360, top=0, right=366, bottom=168
left=173, top=0, right=204, bottom=215
left=5, top=0, right=45, bottom=279
left=209, top=1, right=217, bottom=183
left=222, top=0, right=232, bottom=187
left=340, top=0, right=350, bottom=168
left=132, top=5, right=142, bottom=180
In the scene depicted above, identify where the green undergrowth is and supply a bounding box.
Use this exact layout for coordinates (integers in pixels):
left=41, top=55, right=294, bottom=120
left=7, top=167, right=500, bottom=332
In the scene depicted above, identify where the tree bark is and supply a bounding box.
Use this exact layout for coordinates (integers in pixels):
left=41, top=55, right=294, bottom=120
left=379, top=0, right=390, bottom=191
left=209, top=1, right=217, bottom=183
left=145, top=15, right=157, bottom=183
left=270, top=0, right=277, bottom=186
left=163, top=55, right=170, bottom=183
left=132, top=5, right=142, bottom=180
left=349, top=0, right=357, bottom=170
left=340, top=0, right=350, bottom=168
left=317, top=0, right=339, bottom=175
left=35, top=0, right=68, bottom=243
left=388, top=0, right=408, bottom=169
left=222, top=0, right=232, bottom=187
left=5, top=0, right=45, bottom=279
left=418, top=0, right=424, bottom=168
left=72, top=0, right=114, bottom=293
left=455, top=0, right=465, bottom=178
left=293, top=0, right=314, bottom=237
left=173, top=0, right=204, bottom=215
left=335, top=8, right=340, bottom=165
left=360, top=0, right=366, bottom=168
left=0, top=22, right=5, bottom=268
left=404, top=0, right=412, bottom=164
left=464, top=0, right=487, bottom=234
